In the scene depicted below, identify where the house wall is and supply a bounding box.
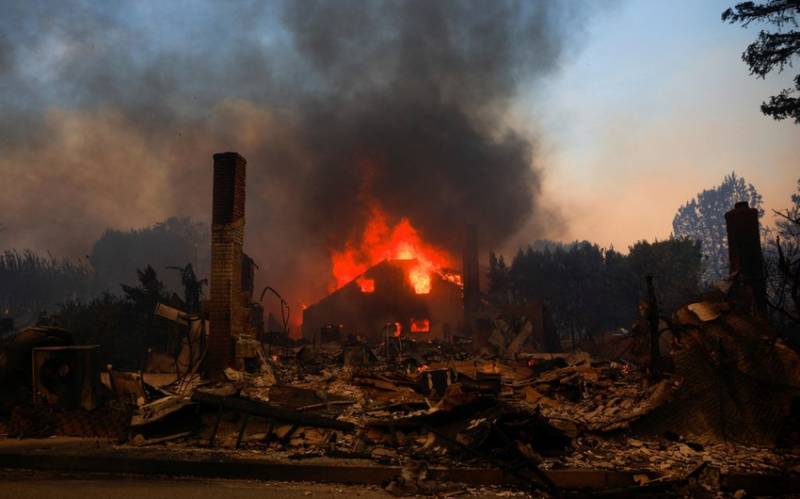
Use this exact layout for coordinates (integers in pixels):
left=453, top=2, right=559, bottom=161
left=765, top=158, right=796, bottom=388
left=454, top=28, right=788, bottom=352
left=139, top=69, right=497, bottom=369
left=302, top=260, right=462, bottom=343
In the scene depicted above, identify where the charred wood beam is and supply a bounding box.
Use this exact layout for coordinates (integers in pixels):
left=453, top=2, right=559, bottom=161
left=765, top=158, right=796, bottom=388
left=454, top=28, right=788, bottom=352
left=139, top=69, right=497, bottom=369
left=235, top=413, right=250, bottom=449
left=133, top=431, right=194, bottom=447
left=365, top=397, right=496, bottom=430
left=279, top=423, right=300, bottom=445
left=192, top=391, right=355, bottom=431
left=208, top=403, right=225, bottom=448
left=296, top=400, right=356, bottom=412
left=645, top=275, right=661, bottom=380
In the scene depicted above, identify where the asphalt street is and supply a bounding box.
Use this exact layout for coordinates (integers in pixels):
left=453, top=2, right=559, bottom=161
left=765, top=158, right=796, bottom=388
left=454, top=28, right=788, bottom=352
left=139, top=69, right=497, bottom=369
left=0, top=470, right=532, bottom=499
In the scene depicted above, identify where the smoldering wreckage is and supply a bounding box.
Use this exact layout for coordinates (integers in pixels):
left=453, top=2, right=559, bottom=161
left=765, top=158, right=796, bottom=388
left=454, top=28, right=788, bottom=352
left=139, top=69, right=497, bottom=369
left=1, top=153, right=799, bottom=498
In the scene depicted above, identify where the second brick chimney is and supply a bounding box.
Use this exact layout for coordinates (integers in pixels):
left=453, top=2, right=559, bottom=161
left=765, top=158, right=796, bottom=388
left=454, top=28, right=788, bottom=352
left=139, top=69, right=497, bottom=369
left=463, top=223, right=480, bottom=336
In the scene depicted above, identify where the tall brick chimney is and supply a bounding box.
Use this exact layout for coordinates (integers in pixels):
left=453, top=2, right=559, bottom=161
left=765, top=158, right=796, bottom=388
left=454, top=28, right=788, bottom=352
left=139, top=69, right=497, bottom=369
left=725, top=201, right=766, bottom=318
left=208, top=152, right=247, bottom=378
left=463, top=223, right=480, bottom=335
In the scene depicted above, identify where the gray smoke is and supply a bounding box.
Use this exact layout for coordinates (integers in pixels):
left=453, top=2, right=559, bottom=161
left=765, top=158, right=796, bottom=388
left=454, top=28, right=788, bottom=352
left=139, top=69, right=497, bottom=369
left=0, top=0, right=590, bottom=308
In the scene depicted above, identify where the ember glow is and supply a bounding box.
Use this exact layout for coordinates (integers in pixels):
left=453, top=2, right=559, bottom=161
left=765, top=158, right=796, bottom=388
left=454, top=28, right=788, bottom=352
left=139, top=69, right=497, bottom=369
left=410, top=319, right=430, bottom=333
left=356, top=277, right=375, bottom=293
left=329, top=201, right=458, bottom=294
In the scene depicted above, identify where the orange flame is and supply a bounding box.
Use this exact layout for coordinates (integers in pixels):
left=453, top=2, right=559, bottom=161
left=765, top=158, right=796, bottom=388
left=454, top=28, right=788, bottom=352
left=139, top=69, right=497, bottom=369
left=408, top=266, right=431, bottom=294
left=357, top=277, right=375, bottom=293
left=329, top=201, right=457, bottom=293
left=410, top=318, right=430, bottom=333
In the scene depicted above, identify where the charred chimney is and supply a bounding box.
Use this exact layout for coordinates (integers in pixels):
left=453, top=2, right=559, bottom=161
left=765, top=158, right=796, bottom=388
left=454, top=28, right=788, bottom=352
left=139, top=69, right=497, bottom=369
left=208, top=152, right=247, bottom=378
left=725, top=201, right=766, bottom=318
left=463, top=223, right=480, bottom=335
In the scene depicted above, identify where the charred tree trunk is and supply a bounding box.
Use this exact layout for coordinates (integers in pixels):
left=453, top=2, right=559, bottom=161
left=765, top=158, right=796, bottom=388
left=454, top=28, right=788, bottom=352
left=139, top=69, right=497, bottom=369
left=646, top=275, right=661, bottom=380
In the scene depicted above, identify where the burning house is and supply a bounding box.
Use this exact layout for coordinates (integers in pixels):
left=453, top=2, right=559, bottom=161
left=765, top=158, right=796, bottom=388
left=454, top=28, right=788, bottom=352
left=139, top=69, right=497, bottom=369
left=302, top=258, right=463, bottom=342
left=298, top=197, right=479, bottom=343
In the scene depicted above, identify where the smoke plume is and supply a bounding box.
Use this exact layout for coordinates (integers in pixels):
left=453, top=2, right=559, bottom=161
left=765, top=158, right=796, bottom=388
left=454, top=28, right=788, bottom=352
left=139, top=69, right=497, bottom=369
left=0, top=0, right=589, bottom=308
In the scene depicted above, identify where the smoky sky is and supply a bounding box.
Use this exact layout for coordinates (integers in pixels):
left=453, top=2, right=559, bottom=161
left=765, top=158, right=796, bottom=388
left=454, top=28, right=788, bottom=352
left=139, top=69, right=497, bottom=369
left=0, top=0, right=590, bottom=304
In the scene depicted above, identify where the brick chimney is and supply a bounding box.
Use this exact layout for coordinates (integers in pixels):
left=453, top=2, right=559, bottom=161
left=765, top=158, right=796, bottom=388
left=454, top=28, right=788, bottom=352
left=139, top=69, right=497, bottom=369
left=463, top=223, right=480, bottom=336
left=208, top=152, right=247, bottom=378
left=725, top=201, right=766, bottom=318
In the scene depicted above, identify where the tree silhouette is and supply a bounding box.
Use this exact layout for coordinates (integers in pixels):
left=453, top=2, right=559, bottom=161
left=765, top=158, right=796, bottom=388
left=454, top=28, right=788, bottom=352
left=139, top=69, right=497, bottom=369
left=766, top=178, right=800, bottom=334
left=1, top=217, right=209, bottom=318
left=723, top=1, right=800, bottom=123
left=776, top=177, right=800, bottom=238
left=488, top=239, right=699, bottom=344
left=89, top=217, right=209, bottom=294
left=488, top=251, right=511, bottom=304
left=627, top=238, right=704, bottom=312
left=121, top=265, right=168, bottom=313
left=0, top=250, right=93, bottom=318
left=672, top=172, right=763, bottom=283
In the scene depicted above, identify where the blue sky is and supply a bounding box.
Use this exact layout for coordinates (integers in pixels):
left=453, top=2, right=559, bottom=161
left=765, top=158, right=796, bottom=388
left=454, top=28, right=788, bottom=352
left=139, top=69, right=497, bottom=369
left=510, top=0, right=798, bottom=250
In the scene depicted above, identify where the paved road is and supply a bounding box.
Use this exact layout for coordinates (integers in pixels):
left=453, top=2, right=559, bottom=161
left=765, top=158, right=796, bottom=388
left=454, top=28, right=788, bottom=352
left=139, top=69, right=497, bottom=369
left=0, top=472, right=382, bottom=499
left=0, top=470, right=532, bottom=499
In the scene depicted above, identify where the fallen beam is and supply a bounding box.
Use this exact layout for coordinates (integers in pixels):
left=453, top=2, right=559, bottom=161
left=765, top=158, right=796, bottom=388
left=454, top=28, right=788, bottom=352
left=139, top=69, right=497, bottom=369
left=191, top=391, right=355, bottom=431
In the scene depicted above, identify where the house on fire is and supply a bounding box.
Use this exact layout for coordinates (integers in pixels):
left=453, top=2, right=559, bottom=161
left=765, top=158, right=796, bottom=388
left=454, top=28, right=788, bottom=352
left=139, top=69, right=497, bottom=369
left=302, top=259, right=463, bottom=342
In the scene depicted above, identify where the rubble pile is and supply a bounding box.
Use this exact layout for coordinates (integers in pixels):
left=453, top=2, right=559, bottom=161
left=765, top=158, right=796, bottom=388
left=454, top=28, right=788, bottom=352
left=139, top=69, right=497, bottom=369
left=638, top=297, right=800, bottom=446
left=77, top=322, right=794, bottom=488
left=515, top=354, right=679, bottom=433
left=564, top=436, right=796, bottom=478
left=2, top=277, right=799, bottom=496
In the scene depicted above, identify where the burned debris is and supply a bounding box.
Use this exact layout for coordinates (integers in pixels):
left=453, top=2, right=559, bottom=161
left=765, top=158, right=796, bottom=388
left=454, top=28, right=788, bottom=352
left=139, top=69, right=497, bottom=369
left=1, top=153, right=799, bottom=497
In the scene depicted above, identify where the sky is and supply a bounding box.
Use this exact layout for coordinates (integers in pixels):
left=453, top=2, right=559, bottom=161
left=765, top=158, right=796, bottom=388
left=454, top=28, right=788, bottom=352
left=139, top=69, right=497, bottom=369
left=519, top=0, right=799, bottom=252
left=0, top=0, right=797, bottom=271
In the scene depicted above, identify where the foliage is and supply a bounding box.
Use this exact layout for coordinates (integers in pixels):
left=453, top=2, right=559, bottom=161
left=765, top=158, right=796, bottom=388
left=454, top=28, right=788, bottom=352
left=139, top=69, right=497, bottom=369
left=55, top=266, right=176, bottom=370
left=723, top=0, right=800, bottom=123
left=672, top=172, right=763, bottom=284
left=488, top=252, right=511, bottom=303
left=0, top=217, right=209, bottom=319
left=765, top=178, right=800, bottom=337
left=0, top=218, right=209, bottom=369
left=121, top=265, right=168, bottom=313
left=488, top=238, right=702, bottom=343
left=627, top=238, right=704, bottom=312
left=90, top=217, right=209, bottom=295
left=776, top=177, right=800, bottom=238
left=0, top=250, right=94, bottom=320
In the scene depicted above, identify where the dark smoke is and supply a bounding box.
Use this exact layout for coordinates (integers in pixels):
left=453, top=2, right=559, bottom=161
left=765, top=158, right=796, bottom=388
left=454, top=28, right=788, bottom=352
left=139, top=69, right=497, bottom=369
left=0, top=0, right=590, bottom=309
left=286, top=1, right=577, bottom=250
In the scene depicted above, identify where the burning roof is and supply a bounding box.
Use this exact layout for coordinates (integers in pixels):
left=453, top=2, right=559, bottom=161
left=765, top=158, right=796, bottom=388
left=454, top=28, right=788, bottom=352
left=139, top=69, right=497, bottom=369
left=302, top=258, right=463, bottom=341
left=327, top=201, right=462, bottom=294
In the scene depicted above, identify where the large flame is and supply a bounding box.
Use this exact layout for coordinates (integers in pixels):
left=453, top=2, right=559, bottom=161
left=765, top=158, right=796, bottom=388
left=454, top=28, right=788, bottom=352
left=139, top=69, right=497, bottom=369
left=329, top=201, right=458, bottom=293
